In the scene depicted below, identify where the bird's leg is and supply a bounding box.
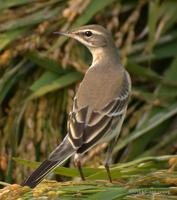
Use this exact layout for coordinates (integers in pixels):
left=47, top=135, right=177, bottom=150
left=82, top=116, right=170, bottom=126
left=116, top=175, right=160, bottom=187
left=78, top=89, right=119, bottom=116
left=104, top=137, right=118, bottom=183
left=74, top=154, right=85, bottom=181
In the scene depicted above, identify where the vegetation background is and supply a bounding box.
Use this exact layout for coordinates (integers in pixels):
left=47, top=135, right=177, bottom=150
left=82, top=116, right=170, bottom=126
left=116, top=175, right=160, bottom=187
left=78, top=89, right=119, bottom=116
left=0, top=0, right=177, bottom=199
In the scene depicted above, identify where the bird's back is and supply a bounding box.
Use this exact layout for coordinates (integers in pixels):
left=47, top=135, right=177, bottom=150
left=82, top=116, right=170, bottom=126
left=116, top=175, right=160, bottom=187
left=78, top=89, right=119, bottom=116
left=76, top=63, right=124, bottom=110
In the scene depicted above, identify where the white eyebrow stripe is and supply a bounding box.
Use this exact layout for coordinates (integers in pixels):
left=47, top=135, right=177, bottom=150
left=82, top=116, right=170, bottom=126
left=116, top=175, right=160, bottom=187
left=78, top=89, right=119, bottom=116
left=83, top=29, right=101, bottom=35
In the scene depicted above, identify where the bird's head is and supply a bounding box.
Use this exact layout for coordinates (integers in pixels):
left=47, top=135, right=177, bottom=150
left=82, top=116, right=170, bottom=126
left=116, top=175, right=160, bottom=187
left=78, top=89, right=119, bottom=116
left=54, top=25, right=115, bottom=50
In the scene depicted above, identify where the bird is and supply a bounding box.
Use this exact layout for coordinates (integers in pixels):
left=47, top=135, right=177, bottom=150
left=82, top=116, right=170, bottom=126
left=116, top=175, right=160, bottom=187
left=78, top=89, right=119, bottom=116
left=21, top=24, right=131, bottom=188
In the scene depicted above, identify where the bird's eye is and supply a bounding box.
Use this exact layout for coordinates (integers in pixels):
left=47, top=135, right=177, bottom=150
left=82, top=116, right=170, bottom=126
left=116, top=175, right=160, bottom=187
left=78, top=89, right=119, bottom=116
left=84, top=31, right=92, bottom=37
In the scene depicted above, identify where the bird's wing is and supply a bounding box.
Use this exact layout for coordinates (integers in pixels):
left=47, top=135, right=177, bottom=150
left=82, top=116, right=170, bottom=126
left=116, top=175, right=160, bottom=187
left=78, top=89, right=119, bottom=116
left=68, top=71, right=131, bottom=152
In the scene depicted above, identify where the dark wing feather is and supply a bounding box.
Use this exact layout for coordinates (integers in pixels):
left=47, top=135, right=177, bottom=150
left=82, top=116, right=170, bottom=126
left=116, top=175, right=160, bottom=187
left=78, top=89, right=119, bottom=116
left=21, top=136, right=75, bottom=188
left=68, top=71, right=131, bottom=152
left=77, top=117, right=114, bottom=153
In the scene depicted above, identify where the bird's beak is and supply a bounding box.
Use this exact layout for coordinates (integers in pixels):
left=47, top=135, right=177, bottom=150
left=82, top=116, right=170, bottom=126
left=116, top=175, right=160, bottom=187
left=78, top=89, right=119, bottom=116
left=53, top=31, right=73, bottom=37
left=53, top=30, right=82, bottom=45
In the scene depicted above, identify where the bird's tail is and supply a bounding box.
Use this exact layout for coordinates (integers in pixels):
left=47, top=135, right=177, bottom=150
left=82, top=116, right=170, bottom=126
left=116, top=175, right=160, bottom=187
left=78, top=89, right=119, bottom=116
left=21, top=136, right=75, bottom=188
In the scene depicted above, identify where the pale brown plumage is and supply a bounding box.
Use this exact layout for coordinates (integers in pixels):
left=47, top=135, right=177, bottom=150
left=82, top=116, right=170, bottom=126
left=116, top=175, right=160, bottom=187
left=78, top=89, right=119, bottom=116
left=21, top=24, right=131, bottom=188
left=68, top=67, right=130, bottom=152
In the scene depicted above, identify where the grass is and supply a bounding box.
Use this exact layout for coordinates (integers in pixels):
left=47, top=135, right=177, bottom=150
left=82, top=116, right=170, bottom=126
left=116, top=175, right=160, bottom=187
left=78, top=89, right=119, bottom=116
left=1, top=155, right=177, bottom=199
left=0, top=0, right=177, bottom=199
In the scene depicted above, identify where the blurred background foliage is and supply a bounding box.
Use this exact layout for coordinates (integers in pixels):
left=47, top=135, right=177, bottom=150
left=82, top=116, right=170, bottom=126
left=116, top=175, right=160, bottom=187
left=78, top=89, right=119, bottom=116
left=0, top=0, right=177, bottom=194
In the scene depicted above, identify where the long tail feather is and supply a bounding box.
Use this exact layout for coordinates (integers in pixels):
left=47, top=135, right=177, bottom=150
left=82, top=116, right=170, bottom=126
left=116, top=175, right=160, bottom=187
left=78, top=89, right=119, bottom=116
left=21, top=136, right=75, bottom=188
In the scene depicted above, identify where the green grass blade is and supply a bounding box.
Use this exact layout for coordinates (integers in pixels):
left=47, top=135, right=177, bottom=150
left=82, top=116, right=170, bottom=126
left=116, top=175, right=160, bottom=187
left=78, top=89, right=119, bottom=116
left=0, top=28, right=29, bottom=51
left=157, top=56, right=177, bottom=101
left=26, top=51, right=64, bottom=74
left=74, top=0, right=118, bottom=27
left=29, top=71, right=83, bottom=98
left=0, top=0, right=35, bottom=11
left=147, top=0, right=160, bottom=51
left=86, top=187, right=128, bottom=200
left=0, top=7, right=60, bottom=31
left=114, top=102, right=177, bottom=153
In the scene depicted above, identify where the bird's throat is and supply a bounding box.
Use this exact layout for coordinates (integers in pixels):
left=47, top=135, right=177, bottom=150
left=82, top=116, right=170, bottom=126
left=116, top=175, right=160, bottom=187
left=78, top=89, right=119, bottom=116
left=91, top=47, right=119, bottom=67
